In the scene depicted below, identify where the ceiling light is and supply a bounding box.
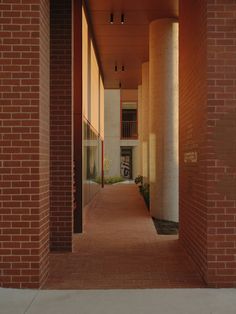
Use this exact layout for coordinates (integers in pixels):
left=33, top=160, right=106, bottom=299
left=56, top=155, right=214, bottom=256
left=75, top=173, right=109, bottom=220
left=110, top=13, right=114, bottom=24
left=121, top=13, right=125, bottom=24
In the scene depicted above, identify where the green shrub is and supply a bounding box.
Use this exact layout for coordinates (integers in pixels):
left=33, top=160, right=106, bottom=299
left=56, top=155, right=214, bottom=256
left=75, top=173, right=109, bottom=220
left=134, top=175, right=143, bottom=185
left=94, top=176, right=125, bottom=185
left=141, top=183, right=150, bottom=208
left=135, top=175, right=150, bottom=209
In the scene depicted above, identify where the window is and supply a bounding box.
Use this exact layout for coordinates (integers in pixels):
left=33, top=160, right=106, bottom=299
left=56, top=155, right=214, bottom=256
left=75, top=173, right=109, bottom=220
left=121, top=103, right=138, bottom=139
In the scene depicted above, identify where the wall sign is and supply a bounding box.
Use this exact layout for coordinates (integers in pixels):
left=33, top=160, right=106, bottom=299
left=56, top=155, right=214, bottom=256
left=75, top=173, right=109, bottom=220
left=184, top=151, right=198, bottom=163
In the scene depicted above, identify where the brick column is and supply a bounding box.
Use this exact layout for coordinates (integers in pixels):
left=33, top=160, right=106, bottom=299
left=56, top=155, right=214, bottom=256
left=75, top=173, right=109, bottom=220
left=206, top=0, right=236, bottom=288
left=179, top=0, right=208, bottom=283
left=180, top=0, right=236, bottom=287
left=50, top=0, right=73, bottom=251
left=0, top=0, right=50, bottom=288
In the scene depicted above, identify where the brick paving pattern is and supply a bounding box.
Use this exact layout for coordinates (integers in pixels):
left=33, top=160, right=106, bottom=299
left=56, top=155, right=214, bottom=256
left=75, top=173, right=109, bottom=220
left=44, top=185, right=206, bottom=289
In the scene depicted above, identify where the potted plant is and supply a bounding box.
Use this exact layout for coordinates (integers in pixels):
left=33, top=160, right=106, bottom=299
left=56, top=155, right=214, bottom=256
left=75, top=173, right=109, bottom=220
left=134, top=175, right=143, bottom=192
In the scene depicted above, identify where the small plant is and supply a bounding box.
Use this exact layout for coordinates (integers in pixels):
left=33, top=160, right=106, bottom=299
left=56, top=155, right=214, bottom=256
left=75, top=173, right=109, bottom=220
left=140, top=183, right=150, bottom=208
left=134, top=175, right=143, bottom=186
left=135, top=175, right=149, bottom=209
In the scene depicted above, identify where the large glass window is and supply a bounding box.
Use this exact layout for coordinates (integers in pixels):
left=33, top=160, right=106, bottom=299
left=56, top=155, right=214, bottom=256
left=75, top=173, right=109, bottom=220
left=82, top=6, right=104, bottom=207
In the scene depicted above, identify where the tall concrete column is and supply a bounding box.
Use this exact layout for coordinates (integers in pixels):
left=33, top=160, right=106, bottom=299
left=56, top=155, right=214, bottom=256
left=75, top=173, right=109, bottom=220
left=138, top=85, right=143, bottom=175
left=149, top=19, right=179, bottom=222
left=141, top=62, right=149, bottom=183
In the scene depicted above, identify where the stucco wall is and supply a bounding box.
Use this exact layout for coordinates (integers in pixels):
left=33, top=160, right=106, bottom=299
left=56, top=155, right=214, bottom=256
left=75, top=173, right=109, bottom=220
left=104, top=90, right=121, bottom=177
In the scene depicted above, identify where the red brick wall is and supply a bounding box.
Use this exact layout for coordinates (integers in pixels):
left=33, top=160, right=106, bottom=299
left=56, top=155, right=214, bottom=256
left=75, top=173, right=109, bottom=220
left=206, top=0, right=236, bottom=288
left=0, top=0, right=50, bottom=288
left=180, top=0, right=236, bottom=287
left=39, top=0, right=50, bottom=286
left=50, top=0, right=73, bottom=251
left=179, top=0, right=208, bottom=281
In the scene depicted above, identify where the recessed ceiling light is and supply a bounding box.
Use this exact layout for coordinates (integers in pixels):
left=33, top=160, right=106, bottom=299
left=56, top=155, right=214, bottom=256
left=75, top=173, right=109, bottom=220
left=121, top=13, right=125, bottom=24
left=110, top=13, right=114, bottom=24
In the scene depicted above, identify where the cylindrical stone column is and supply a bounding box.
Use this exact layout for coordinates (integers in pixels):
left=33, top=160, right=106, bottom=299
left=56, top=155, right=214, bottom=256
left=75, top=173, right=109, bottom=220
left=141, top=62, right=149, bottom=183
left=149, top=19, right=179, bottom=222
left=138, top=84, right=143, bottom=175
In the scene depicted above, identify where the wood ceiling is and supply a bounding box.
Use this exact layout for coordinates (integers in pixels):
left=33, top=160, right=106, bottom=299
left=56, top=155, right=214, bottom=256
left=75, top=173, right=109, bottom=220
left=85, top=0, right=179, bottom=89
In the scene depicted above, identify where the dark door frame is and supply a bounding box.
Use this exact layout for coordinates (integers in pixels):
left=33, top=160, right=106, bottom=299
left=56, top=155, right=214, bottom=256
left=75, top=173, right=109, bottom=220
left=121, top=147, right=133, bottom=180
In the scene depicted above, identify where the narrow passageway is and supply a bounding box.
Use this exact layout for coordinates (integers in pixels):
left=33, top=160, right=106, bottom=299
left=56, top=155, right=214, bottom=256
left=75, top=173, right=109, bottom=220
left=44, top=185, right=205, bottom=289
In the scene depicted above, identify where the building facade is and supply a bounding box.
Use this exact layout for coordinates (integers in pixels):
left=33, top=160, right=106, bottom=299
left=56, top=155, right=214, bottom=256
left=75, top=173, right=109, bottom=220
left=104, top=89, right=139, bottom=180
left=0, top=0, right=236, bottom=289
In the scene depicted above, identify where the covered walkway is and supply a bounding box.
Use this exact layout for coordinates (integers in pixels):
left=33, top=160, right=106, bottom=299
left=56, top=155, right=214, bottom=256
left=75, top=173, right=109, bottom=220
left=45, top=185, right=205, bottom=289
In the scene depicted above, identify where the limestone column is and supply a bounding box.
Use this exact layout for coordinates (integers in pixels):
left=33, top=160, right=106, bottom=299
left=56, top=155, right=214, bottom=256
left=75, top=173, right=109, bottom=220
left=141, top=62, right=149, bottom=183
left=149, top=19, right=179, bottom=222
left=138, top=84, right=143, bottom=175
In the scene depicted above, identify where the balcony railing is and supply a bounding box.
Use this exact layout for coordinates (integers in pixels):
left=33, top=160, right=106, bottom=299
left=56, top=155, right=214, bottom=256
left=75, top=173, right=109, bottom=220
left=121, top=121, right=138, bottom=139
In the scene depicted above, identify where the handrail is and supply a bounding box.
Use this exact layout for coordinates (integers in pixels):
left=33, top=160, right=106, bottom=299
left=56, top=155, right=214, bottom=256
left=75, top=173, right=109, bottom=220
left=121, top=121, right=138, bottom=139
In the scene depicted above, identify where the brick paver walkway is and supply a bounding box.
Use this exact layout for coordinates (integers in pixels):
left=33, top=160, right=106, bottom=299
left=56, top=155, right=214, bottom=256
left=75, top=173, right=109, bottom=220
left=44, top=184, right=205, bottom=289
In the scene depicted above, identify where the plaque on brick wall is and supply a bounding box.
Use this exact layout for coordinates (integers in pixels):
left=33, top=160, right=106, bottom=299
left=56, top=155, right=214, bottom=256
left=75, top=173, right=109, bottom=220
left=184, top=151, right=198, bottom=163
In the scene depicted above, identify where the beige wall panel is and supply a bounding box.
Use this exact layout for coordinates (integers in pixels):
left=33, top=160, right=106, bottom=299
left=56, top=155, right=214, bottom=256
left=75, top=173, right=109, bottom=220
left=138, top=84, right=142, bottom=175
left=132, top=146, right=139, bottom=179
left=90, top=42, right=99, bottom=131
left=141, top=62, right=149, bottom=183
left=100, top=77, right=104, bottom=139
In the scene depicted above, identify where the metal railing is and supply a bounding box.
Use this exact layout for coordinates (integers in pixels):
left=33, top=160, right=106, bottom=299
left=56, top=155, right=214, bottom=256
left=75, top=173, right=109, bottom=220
left=121, top=121, right=138, bottom=139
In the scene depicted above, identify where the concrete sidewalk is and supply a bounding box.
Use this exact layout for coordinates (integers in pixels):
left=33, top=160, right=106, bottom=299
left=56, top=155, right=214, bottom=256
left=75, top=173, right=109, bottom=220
left=1, top=288, right=236, bottom=314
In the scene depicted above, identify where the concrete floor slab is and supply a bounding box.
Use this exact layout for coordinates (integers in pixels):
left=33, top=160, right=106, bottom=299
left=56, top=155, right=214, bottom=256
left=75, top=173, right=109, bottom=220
left=0, top=288, right=38, bottom=314
left=1, top=289, right=236, bottom=314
